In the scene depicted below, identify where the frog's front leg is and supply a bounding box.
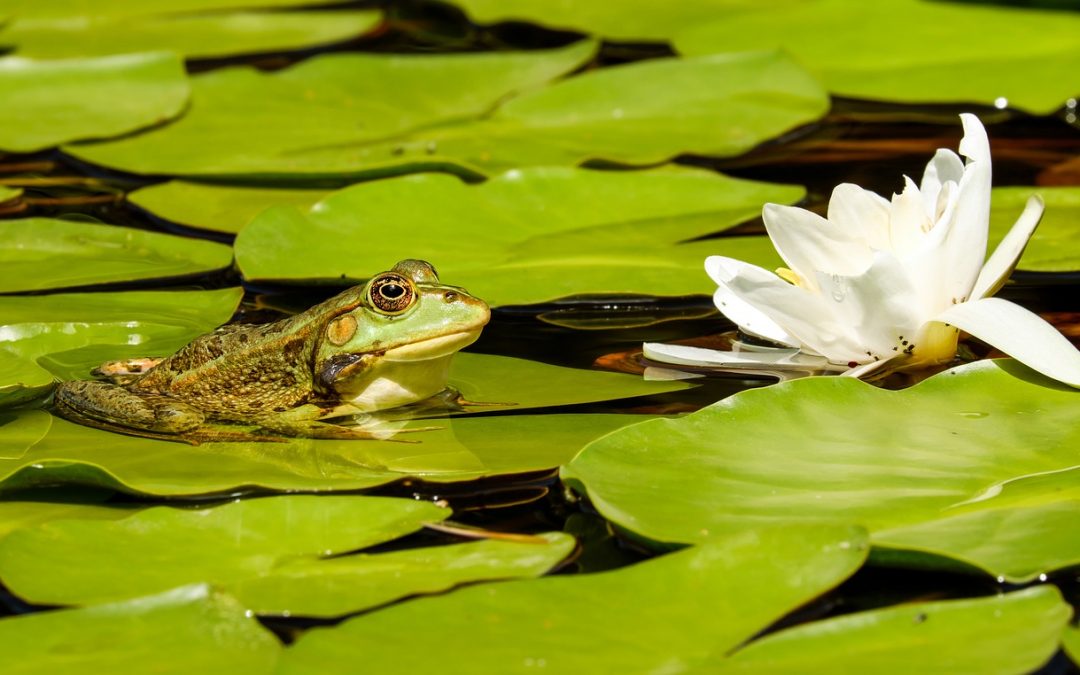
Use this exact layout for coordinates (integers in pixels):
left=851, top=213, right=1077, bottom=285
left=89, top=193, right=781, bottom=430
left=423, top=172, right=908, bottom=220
left=54, top=380, right=205, bottom=434
left=91, top=357, right=166, bottom=384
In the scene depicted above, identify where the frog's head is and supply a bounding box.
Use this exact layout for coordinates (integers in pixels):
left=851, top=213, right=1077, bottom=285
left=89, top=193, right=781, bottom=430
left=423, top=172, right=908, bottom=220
left=314, top=259, right=490, bottom=410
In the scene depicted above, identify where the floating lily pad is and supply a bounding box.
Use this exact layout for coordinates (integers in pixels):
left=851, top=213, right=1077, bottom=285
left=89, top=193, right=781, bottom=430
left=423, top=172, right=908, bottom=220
left=674, top=0, right=1080, bottom=114
left=0, top=52, right=188, bottom=152
left=0, top=410, right=648, bottom=495
left=67, top=49, right=827, bottom=179
left=0, top=11, right=381, bottom=60
left=129, top=182, right=328, bottom=234
left=0, top=288, right=243, bottom=405
left=278, top=525, right=868, bottom=674
left=0, top=585, right=280, bottom=675
left=65, top=42, right=595, bottom=178
left=0, top=494, right=448, bottom=606
left=0, top=218, right=233, bottom=293
left=0, top=0, right=357, bottom=19
left=714, top=587, right=1069, bottom=675
left=1065, top=623, right=1080, bottom=666
left=236, top=167, right=798, bottom=304
left=0, top=186, right=20, bottom=204
left=0, top=492, right=130, bottom=540
left=991, top=187, right=1080, bottom=273
left=562, top=360, right=1080, bottom=582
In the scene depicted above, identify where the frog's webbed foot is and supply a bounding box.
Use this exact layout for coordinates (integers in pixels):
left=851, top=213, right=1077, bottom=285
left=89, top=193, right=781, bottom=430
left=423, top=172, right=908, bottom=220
left=91, top=357, right=165, bottom=384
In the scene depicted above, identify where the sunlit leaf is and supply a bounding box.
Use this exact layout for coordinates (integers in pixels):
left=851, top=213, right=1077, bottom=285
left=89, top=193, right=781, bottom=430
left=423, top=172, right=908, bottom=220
left=236, top=167, right=797, bottom=304
left=990, top=186, right=1080, bottom=272
left=0, top=218, right=233, bottom=292
left=0, top=495, right=448, bottom=605
left=0, top=350, right=53, bottom=408
left=129, top=182, right=328, bottom=234
left=675, top=0, right=1080, bottom=114
left=0, top=52, right=188, bottom=152
left=0, top=11, right=381, bottom=60
left=0, top=186, right=20, bottom=204
left=66, top=49, right=826, bottom=178
left=713, top=587, right=1070, bottom=675
left=0, top=585, right=280, bottom=675
left=0, top=491, right=130, bottom=540
left=1064, top=623, right=1080, bottom=667
left=65, top=42, right=596, bottom=178
left=563, top=360, right=1080, bottom=582
left=278, top=525, right=868, bottom=674
left=0, top=0, right=358, bottom=19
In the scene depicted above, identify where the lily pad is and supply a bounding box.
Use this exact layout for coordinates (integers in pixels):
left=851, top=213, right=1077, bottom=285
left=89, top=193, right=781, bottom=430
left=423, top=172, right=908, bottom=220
left=991, top=186, right=1080, bottom=272
left=65, top=41, right=596, bottom=179
left=0, top=52, right=188, bottom=152
left=129, top=182, right=329, bottom=235
left=0, top=11, right=381, bottom=60
left=0, top=410, right=648, bottom=495
left=1065, top=623, right=1080, bottom=666
left=0, top=0, right=357, bottom=19
left=0, top=218, right=233, bottom=293
left=67, top=49, right=827, bottom=179
left=0, top=492, right=131, bottom=540
left=0, top=287, right=243, bottom=392
left=0, top=585, right=280, bottom=675
left=674, top=0, right=1080, bottom=114
left=278, top=525, right=868, bottom=674
left=0, top=350, right=53, bottom=407
left=0, top=186, right=20, bottom=204
left=235, top=167, right=798, bottom=304
left=714, top=587, right=1069, bottom=675
left=562, top=360, right=1080, bottom=582
left=0, top=494, right=448, bottom=606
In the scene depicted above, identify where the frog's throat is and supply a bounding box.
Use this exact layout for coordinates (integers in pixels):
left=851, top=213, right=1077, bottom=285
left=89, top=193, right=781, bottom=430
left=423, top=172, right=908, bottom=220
left=381, top=328, right=483, bottom=362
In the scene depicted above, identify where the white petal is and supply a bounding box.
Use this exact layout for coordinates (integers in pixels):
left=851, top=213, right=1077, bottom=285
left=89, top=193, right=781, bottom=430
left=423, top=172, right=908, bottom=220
left=972, top=195, right=1044, bottom=300
left=642, top=342, right=831, bottom=371
left=827, top=183, right=891, bottom=251
left=919, top=148, right=964, bottom=218
left=706, top=256, right=798, bottom=347
left=888, top=176, right=930, bottom=256
left=934, top=297, right=1080, bottom=388
left=761, top=203, right=873, bottom=282
left=958, top=113, right=991, bottom=165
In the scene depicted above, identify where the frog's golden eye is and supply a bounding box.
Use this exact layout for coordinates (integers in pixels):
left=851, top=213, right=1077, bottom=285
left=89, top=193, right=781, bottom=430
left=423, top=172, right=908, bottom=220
left=368, top=273, right=415, bottom=314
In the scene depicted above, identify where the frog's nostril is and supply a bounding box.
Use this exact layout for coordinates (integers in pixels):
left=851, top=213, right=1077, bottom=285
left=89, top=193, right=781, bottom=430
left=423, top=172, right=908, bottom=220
left=443, top=291, right=459, bottom=303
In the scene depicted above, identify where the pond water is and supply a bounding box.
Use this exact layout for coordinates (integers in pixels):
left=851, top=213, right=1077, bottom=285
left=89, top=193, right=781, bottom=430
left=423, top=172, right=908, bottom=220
left=1, top=1, right=1078, bottom=672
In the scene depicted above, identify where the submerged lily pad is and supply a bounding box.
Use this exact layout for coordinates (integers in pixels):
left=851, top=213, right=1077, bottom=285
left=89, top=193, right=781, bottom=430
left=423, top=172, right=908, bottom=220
left=0, top=11, right=381, bottom=60
left=562, top=360, right=1080, bottom=582
left=278, top=525, right=868, bottom=674
left=67, top=49, right=826, bottom=179
left=0, top=288, right=243, bottom=400
left=0, top=52, right=188, bottom=152
left=129, top=182, right=328, bottom=234
left=991, top=187, right=1080, bottom=272
left=0, top=410, right=648, bottom=495
left=0, top=495, right=449, bottom=606
left=0, top=585, right=280, bottom=675
left=236, top=167, right=798, bottom=304
left=715, top=587, right=1069, bottom=675
left=0, top=218, right=233, bottom=293
left=674, top=0, right=1080, bottom=114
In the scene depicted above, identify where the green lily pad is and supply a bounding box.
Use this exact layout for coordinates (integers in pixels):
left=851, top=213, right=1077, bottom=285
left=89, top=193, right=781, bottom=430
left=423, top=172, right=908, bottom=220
left=0, top=52, right=188, bottom=152
left=0, top=0, right=357, bottom=19
left=67, top=49, right=827, bottom=179
left=0, top=410, right=648, bottom=495
left=714, top=587, right=1070, bottom=675
left=1065, top=623, right=1080, bottom=666
left=445, top=0, right=798, bottom=42
left=0, top=218, right=233, bottom=293
left=235, top=167, right=798, bottom=304
left=991, top=186, right=1080, bottom=272
left=0, top=11, right=381, bottom=60
left=0, top=186, right=20, bottom=204
left=562, top=360, right=1080, bottom=582
left=0, top=288, right=243, bottom=396
left=278, top=525, right=868, bottom=674
left=129, top=182, right=329, bottom=235
left=65, top=41, right=595, bottom=179
left=0, top=494, right=448, bottom=606
left=0, top=492, right=131, bottom=540
left=0, top=585, right=280, bottom=675
left=674, top=0, right=1080, bottom=114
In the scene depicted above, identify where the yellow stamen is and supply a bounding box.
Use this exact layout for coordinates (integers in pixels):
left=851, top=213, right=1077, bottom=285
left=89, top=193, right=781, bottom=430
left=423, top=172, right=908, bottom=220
left=775, top=267, right=801, bottom=286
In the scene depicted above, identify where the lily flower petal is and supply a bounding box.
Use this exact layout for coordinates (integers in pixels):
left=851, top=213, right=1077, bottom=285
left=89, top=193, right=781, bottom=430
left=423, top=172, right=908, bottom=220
left=827, top=183, right=891, bottom=251
left=761, top=203, right=872, bottom=282
left=933, top=297, right=1080, bottom=388
left=707, top=259, right=798, bottom=347
left=643, top=342, right=833, bottom=371
left=919, top=148, right=964, bottom=219
left=887, top=176, right=930, bottom=256
left=971, top=195, right=1044, bottom=300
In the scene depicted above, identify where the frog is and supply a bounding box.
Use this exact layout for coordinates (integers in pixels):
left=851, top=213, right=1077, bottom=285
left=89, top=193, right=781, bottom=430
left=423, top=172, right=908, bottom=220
left=52, top=259, right=490, bottom=444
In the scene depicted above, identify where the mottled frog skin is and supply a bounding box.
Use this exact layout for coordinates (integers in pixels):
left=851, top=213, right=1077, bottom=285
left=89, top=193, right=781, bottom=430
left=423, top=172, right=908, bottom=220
left=53, top=260, right=489, bottom=443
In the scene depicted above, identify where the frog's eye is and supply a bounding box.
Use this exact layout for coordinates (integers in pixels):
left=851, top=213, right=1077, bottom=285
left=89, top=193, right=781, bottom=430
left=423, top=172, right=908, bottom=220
left=368, top=273, right=415, bottom=315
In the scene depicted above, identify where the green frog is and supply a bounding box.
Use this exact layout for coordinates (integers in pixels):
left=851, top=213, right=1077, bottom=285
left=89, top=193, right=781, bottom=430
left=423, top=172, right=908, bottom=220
left=53, top=260, right=489, bottom=444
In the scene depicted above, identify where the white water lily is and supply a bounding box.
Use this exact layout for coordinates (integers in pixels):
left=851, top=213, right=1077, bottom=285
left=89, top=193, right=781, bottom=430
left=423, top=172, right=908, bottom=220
left=646, top=114, right=1080, bottom=387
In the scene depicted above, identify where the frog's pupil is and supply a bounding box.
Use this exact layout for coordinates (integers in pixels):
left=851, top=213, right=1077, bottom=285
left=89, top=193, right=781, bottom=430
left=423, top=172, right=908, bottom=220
left=381, top=283, right=404, bottom=299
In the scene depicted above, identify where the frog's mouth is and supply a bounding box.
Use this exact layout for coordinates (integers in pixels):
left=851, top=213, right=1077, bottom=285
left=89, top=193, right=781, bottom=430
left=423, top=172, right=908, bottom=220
left=381, top=328, right=484, bottom=362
